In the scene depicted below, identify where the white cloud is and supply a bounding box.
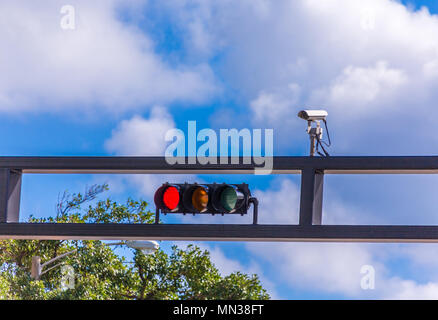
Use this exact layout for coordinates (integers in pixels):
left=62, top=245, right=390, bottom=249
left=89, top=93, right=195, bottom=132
left=381, top=278, right=438, bottom=299
left=247, top=240, right=438, bottom=299
left=105, top=106, right=174, bottom=156
left=152, top=0, right=438, bottom=153
left=247, top=242, right=377, bottom=296
left=104, top=106, right=198, bottom=197
left=312, top=61, right=408, bottom=117
left=250, top=83, right=301, bottom=125
left=246, top=178, right=438, bottom=299
left=0, top=0, right=216, bottom=113
left=253, top=178, right=300, bottom=224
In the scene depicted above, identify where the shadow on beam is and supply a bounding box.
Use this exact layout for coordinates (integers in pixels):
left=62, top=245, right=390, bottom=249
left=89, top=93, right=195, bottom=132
left=2, top=223, right=438, bottom=242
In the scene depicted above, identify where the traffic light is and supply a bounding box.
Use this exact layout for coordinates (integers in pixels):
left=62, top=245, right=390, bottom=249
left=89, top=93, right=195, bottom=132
left=154, top=183, right=253, bottom=215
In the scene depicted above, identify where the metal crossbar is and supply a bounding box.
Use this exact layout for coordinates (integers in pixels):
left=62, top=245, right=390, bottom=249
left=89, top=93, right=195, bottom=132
left=0, top=156, right=437, bottom=242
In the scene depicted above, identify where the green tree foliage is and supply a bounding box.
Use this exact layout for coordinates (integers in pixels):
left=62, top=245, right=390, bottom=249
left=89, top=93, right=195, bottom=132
left=0, top=185, right=269, bottom=300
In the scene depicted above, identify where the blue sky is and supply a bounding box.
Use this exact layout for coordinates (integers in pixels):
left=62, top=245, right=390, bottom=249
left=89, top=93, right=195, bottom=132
left=5, top=0, right=438, bottom=299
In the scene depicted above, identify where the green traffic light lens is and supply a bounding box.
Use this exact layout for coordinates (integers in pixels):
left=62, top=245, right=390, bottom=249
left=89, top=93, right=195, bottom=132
left=220, top=187, right=238, bottom=212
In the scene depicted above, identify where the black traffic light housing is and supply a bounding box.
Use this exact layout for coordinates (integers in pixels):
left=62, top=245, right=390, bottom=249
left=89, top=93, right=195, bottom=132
left=154, top=183, right=258, bottom=224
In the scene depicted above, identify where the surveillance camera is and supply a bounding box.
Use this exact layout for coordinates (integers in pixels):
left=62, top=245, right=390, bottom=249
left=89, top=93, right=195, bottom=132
left=297, top=110, right=328, bottom=121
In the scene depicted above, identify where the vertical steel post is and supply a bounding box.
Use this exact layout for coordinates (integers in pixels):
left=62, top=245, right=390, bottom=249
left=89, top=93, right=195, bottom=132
left=0, top=169, right=22, bottom=223
left=309, top=137, right=315, bottom=156
left=299, top=168, right=324, bottom=225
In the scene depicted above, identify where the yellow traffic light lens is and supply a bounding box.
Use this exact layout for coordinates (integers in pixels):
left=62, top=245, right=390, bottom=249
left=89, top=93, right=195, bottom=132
left=192, top=187, right=208, bottom=212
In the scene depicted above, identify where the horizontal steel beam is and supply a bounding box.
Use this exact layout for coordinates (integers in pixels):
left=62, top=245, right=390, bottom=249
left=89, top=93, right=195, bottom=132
left=3, top=223, right=438, bottom=242
left=0, top=156, right=437, bottom=242
left=0, top=156, right=437, bottom=174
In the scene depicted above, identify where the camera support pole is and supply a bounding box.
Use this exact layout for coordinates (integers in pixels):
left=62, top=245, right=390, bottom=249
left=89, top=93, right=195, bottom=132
left=307, top=120, right=323, bottom=157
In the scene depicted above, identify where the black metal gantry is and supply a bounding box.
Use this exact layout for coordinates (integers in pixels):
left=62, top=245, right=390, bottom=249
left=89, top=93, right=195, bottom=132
left=1, top=156, right=438, bottom=242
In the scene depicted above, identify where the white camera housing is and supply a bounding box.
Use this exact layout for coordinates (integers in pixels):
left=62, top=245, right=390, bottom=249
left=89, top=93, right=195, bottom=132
left=297, top=110, right=328, bottom=121
left=125, top=240, right=159, bottom=254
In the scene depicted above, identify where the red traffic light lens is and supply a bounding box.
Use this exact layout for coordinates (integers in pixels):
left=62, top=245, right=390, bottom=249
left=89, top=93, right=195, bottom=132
left=162, top=186, right=180, bottom=210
